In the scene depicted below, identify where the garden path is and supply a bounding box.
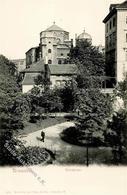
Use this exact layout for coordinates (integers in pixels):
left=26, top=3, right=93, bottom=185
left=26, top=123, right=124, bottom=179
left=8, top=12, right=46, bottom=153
left=19, top=122, right=87, bottom=164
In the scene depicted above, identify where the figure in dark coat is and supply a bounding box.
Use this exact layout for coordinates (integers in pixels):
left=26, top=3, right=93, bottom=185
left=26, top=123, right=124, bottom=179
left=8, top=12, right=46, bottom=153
left=41, top=130, right=45, bottom=142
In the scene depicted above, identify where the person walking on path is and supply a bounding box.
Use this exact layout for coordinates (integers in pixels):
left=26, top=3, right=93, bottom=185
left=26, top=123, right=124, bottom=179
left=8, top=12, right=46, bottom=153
left=41, top=130, right=45, bottom=142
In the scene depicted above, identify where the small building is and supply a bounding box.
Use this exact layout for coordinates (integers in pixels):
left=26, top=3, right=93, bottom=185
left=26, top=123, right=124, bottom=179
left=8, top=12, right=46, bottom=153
left=21, top=61, right=77, bottom=93
left=48, top=64, right=78, bottom=88
left=103, top=0, right=127, bottom=82
left=21, top=59, right=45, bottom=93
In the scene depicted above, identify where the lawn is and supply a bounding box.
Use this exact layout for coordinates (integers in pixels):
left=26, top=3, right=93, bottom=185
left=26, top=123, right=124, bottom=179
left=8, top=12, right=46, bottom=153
left=55, top=146, right=113, bottom=165
left=17, top=116, right=67, bottom=136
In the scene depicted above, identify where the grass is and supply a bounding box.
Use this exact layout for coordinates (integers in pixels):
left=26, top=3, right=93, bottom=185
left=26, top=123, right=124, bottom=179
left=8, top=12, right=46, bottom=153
left=17, top=116, right=67, bottom=136
left=56, top=146, right=113, bottom=165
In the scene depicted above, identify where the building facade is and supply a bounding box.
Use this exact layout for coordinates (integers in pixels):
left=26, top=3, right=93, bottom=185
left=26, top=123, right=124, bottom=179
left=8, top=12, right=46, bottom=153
left=103, top=1, right=127, bottom=82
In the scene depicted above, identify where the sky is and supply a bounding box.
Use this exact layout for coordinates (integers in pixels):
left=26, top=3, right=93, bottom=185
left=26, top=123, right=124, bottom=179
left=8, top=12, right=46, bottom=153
left=0, top=0, right=123, bottom=59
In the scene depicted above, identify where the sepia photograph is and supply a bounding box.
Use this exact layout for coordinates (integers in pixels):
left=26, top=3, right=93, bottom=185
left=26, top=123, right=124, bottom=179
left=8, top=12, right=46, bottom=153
left=0, top=0, right=127, bottom=194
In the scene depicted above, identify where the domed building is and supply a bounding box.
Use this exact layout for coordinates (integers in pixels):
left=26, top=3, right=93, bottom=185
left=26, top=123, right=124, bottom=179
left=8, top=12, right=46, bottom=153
left=76, top=29, right=92, bottom=45
left=26, top=22, right=73, bottom=67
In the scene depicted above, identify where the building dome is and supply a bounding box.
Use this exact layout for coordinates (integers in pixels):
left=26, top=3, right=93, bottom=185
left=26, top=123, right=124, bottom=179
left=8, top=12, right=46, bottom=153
left=77, top=29, right=92, bottom=41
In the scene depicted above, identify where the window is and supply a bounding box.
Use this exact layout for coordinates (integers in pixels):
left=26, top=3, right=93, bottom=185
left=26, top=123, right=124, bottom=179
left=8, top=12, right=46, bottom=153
left=113, top=17, right=116, bottom=27
left=106, top=23, right=108, bottom=33
left=110, top=21, right=112, bottom=29
left=49, top=41, right=51, bottom=44
left=58, top=60, right=62, bottom=64
left=126, top=33, right=127, bottom=42
left=61, top=53, right=63, bottom=56
left=48, top=49, right=51, bottom=53
left=126, top=16, right=127, bottom=24
left=48, top=60, right=52, bottom=64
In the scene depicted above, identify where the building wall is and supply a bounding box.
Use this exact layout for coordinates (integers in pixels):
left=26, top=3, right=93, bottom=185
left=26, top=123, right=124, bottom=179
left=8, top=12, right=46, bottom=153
left=40, top=30, right=71, bottom=65
left=105, top=13, right=117, bottom=78
left=26, top=47, right=40, bottom=67
left=22, top=85, right=33, bottom=93
left=117, top=10, right=127, bottom=81
left=50, top=75, right=71, bottom=88
left=104, top=8, right=127, bottom=82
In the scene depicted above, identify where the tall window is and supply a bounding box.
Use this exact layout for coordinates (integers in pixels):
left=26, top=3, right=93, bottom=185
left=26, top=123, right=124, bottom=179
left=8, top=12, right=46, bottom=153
left=113, top=17, right=116, bottom=27
left=48, top=49, right=51, bottom=53
left=110, top=21, right=112, bottom=29
left=48, top=60, right=52, bottom=64
left=126, top=16, right=127, bottom=24
left=126, top=33, right=127, bottom=42
left=106, top=23, right=108, bottom=33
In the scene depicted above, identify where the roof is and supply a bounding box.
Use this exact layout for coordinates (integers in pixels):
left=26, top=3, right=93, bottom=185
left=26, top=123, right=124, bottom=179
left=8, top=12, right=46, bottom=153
left=103, top=1, right=127, bottom=23
left=26, top=46, right=39, bottom=54
left=44, top=23, right=67, bottom=32
left=117, top=1, right=127, bottom=8
left=22, top=60, right=45, bottom=73
left=22, top=73, right=39, bottom=85
left=48, top=64, right=78, bottom=75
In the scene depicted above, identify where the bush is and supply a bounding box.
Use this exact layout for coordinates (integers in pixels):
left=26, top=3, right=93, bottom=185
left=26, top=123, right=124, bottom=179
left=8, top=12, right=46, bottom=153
left=60, top=126, right=81, bottom=145
left=60, top=126, right=105, bottom=147
left=17, top=146, right=51, bottom=165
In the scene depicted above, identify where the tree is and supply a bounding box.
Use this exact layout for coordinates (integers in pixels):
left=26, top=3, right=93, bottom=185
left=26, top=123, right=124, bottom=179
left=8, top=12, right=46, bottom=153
left=68, top=40, right=112, bottom=145
left=69, top=40, right=105, bottom=77
left=75, top=87, right=112, bottom=146
left=29, top=86, right=63, bottom=118
left=0, top=55, right=31, bottom=165
left=106, top=110, right=127, bottom=164
left=105, top=77, right=127, bottom=164
left=54, top=82, right=76, bottom=112
left=114, top=75, right=127, bottom=109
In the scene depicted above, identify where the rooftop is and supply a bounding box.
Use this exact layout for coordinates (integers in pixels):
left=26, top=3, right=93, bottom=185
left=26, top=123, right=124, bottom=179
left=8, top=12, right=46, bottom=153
left=22, top=73, right=39, bottom=85
left=22, top=59, right=45, bottom=73
left=44, top=22, right=68, bottom=32
left=48, top=64, right=78, bottom=75
left=103, top=0, right=127, bottom=23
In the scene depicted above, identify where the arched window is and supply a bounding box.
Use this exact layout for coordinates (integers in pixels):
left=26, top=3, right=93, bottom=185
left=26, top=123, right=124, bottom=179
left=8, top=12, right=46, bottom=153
left=58, top=60, right=62, bottom=64
left=48, top=49, right=51, bottom=53
left=48, top=60, right=52, bottom=64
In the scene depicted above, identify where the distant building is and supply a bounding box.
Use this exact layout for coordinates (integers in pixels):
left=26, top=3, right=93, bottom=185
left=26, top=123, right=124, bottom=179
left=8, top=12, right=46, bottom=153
left=11, top=59, right=26, bottom=72
left=103, top=0, right=127, bottom=82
